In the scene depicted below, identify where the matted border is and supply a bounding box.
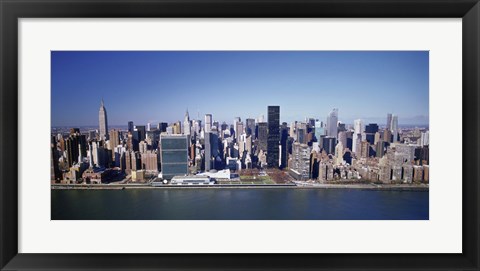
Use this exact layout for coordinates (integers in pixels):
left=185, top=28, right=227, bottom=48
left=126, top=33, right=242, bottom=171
left=1, top=0, right=479, bottom=270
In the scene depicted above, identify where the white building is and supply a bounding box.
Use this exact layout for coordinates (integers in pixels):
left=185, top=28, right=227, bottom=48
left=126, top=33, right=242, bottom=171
left=326, top=108, right=338, bottom=139
left=204, top=114, right=212, bottom=133
left=197, top=169, right=231, bottom=180
left=353, top=119, right=364, bottom=154
left=420, top=131, right=429, bottom=146
left=183, top=110, right=191, bottom=136
left=170, top=175, right=214, bottom=185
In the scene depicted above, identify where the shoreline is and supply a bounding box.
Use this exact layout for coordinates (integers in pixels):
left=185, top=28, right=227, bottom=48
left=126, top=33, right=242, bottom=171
left=51, top=183, right=429, bottom=191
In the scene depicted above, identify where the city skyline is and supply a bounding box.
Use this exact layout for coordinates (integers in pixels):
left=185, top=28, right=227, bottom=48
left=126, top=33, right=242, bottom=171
left=51, top=51, right=429, bottom=126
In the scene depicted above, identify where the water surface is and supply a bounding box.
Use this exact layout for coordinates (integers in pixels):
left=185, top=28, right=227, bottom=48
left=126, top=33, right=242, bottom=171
left=51, top=188, right=429, bottom=220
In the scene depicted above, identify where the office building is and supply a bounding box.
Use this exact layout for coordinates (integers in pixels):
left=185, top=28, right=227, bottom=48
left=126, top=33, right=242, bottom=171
left=233, top=117, right=241, bottom=136
left=374, top=132, right=381, bottom=145
left=246, top=118, right=255, bottom=136
left=157, top=122, right=168, bottom=133
left=159, top=135, right=188, bottom=180
left=338, top=131, right=347, bottom=150
left=420, top=131, right=429, bottom=146
left=391, top=115, right=399, bottom=142
left=205, top=114, right=212, bottom=133
left=98, top=99, right=109, bottom=141
left=297, top=127, right=305, bottom=144
left=141, top=150, right=158, bottom=172
left=322, top=136, right=336, bottom=155
left=386, top=113, right=392, bottom=131
left=135, top=125, right=146, bottom=141
left=326, top=108, right=338, bottom=138
left=314, top=120, right=324, bottom=141
left=365, top=123, right=379, bottom=144
left=280, top=122, right=289, bottom=168
left=335, top=142, right=344, bottom=165
left=290, top=142, right=311, bottom=180
left=235, top=121, right=244, bottom=142
left=173, top=122, right=182, bottom=134
left=257, top=122, right=268, bottom=151
left=376, top=140, right=386, bottom=158
left=109, top=129, right=120, bottom=161
left=360, top=141, right=370, bottom=158
left=267, top=106, right=280, bottom=168
left=65, top=131, right=87, bottom=167
left=128, top=121, right=134, bottom=133
left=383, top=129, right=392, bottom=143
left=352, top=119, right=363, bottom=154
left=183, top=110, right=191, bottom=136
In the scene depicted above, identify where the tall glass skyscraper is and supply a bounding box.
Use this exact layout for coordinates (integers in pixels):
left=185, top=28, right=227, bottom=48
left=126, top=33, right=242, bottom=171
left=280, top=122, right=289, bottom=169
left=160, top=135, right=188, bottom=180
left=257, top=122, right=268, bottom=151
left=365, top=123, right=379, bottom=144
left=326, top=108, right=338, bottom=139
left=128, top=121, right=134, bottom=133
left=246, top=118, right=255, bottom=136
left=391, top=115, right=399, bottom=142
left=267, top=106, right=280, bottom=168
left=98, top=99, right=108, bottom=141
left=183, top=110, right=191, bottom=136
left=386, top=113, right=392, bottom=131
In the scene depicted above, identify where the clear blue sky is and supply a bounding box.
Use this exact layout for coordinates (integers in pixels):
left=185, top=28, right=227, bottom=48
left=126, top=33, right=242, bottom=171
left=51, top=51, right=429, bottom=127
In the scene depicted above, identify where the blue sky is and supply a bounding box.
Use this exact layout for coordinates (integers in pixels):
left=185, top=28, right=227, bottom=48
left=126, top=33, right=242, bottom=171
left=51, top=51, right=429, bottom=127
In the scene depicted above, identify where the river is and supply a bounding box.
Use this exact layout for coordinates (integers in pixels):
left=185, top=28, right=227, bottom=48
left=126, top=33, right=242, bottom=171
left=51, top=188, right=429, bottom=220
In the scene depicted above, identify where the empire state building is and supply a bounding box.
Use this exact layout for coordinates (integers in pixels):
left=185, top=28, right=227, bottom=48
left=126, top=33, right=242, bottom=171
left=99, top=99, right=109, bottom=140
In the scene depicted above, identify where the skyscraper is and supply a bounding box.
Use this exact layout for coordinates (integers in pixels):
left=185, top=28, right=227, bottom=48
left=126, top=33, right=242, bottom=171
left=205, top=114, right=212, bottom=133
left=158, top=122, right=168, bottom=133
left=383, top=129, right=392, bottom=143
left=280, top=122, right=289, bottom=169
left=246, top=118, right=255, bottom=136
left=160, top=135, right=188, bottom=180
left=267, top=106, right=280, bottom=168
left=183, top=109, right=191, bottom=136
left=326, top=108, right=338, bottom=139
left=98, top=99, right=109, bottom=141
left=109, top=129, right=120, bottom=161
left=365, top=123, right=379, bottom=144
left=128, top=121, right=134, bottom=133
left=204, top=131, right=212, bottom=171
left=322, top=136, right=336, bottom=155
left=135, top=125, right=146, bottom=141
left=391, top=115, right=399, bottom=142
left=233, top=117, right=241, bottom=136
left=257, top=122, right=268, bottom=151
left=420, top=131, right=429, bottom=146
left=235, top=122, right=244, bottom=143
left=65, top=129, right=87, bottom=167
left=386, top=113, right=392, bottom=131
left=352, top=119, right=364, bottom=154
left=338, top=131, right=347, bottom=150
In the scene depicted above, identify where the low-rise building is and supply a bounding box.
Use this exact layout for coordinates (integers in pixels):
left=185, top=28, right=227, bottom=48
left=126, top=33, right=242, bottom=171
left=197, top=169, right=231, bottom=180
left=132, top=169, right=145, bottom=182
left=170, top=175, right=214, bottom=185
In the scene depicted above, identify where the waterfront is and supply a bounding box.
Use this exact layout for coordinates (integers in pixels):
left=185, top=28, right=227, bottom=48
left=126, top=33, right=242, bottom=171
left=51, top=188, right=429, bottom=220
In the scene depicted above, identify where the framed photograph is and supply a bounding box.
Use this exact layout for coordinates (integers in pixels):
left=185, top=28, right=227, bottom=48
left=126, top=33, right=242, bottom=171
left=1, top=0, right=479, bottom=270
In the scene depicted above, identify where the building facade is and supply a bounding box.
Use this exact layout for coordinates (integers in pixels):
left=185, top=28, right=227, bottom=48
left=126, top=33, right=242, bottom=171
left=267, top=106, right=280, bottom=168
left=98, top=99, right=109, bottom=141
left=160, top=135, right=188, bottom=180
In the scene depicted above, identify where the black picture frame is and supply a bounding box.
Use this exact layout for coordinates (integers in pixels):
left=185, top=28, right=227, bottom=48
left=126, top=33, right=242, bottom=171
left=1, top=0, right=479, bottom=270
